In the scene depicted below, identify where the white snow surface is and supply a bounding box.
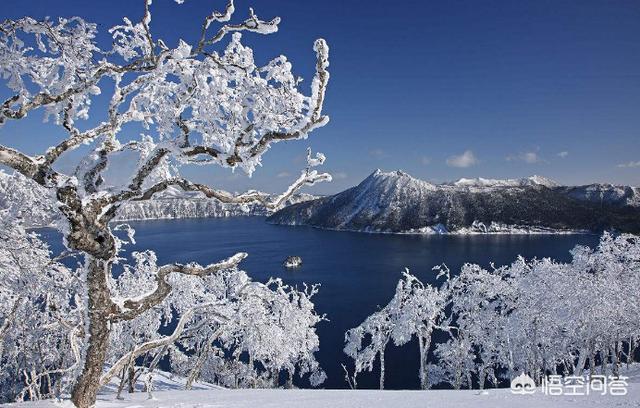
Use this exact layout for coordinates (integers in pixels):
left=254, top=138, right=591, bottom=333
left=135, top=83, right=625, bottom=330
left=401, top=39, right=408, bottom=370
left=7, top=384, right=640, bottom=408
left=7, top=365, right=640, bottom=408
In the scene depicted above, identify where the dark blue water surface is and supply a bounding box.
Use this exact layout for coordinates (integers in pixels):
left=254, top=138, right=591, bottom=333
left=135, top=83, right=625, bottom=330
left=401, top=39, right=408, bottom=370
left=41, top=217, right=600, bottom=389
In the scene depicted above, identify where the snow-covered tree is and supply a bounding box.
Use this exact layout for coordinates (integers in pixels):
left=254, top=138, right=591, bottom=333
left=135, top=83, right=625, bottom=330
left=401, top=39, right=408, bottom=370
left=170, top=278, right=326, bottom=389
left=0, top=1, right=331, bottom=406
left=348, top=233, right=640, bottom=390
left=440, top=233, right=640, bottom=388
left=344, top=309, right=393, bottom=390
left=389, top=269, right=451, bottom=390
left=0, top=213, right=83, bottom=402
left=344, top=269, right=451, bottom=390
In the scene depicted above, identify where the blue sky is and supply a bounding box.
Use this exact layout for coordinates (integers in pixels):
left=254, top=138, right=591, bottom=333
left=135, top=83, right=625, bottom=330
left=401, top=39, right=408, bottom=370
left=1, top=0, right=639, bottom=194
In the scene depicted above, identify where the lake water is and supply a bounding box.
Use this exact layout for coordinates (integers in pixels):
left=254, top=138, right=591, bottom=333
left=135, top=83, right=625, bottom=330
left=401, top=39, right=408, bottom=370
left=41, top=217, right=600, bottom=389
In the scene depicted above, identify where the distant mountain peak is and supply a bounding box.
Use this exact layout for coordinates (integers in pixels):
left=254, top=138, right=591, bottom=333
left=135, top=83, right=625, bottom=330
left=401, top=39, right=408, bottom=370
left=364, top=169, right=436, bottom=191
left=268, top=169, right=640, bottom=234
left=369, top=169, right=559, bottom=189
left=370, top=169, right=409, bottom=178
left=527, top=175, right=559, bottom=187
left=449, top=175, right=559, bottom=188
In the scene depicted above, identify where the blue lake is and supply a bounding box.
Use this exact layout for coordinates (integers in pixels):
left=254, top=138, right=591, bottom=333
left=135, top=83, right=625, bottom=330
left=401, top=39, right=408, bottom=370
left=42, top=216, right=600, bottom=389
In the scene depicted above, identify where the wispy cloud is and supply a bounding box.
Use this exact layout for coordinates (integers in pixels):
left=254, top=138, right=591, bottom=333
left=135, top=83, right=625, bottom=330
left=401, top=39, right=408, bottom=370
left=332, top=171, right=348, bottom=179
left=557, top=151, right=569, bottom=158
left=446, top=150, right=479, bottom=168
left=369, top=148, right=387, bottom=159
left=617, top=160, right=640, bottom=168
left=506, top=150, right=542, bottom=164
left=276, top=171, right=291, bottom=178
left=420, top=156, right=431, bottom=165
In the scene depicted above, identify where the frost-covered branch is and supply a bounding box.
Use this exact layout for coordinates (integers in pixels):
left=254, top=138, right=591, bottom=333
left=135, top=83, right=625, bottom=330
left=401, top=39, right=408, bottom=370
left=119, top=147, right=330, bottom=212
left=114, top=252, right=248, bottom=321
left=101, top=306, right=199, bottom=386
left=245, top=39, right=330, bottom=161
left=0, top=146, right=40, bottom=180
left=194, top=1, right=280, bottom=53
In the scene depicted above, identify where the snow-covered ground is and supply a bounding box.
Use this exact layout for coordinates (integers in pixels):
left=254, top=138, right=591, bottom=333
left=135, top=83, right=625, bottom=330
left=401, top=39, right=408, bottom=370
left=7, top=365, right=640, bottom=408
left=7, top=386, right=639, bottom=408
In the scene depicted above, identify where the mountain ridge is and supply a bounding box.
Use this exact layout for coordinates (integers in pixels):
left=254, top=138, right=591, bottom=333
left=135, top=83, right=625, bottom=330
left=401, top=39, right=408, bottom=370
left=267, top=169, right=640, bottom=234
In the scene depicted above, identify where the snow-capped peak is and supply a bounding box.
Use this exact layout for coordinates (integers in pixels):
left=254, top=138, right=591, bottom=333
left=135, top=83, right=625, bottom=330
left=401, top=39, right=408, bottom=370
left=526, top=175, right=560, bottom=188
left=366, top=170, right=559, bottom=190
left=449, top=175, right=559, bottom=188
left=364, top=169, right=436, bottom=190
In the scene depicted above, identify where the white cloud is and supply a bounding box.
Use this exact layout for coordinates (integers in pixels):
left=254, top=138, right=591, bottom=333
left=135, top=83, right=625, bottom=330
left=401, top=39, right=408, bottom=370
left=557, top=151, right=569, bottom=158
left=332, top=171, right=348, bottom=179
left=617, top=161, right=640, bottom=168
left=506, top=151, right=541, bottom=164
left=276, top=171, right=291, bottom=178
left=369, top=148, right=386, bottom=159
left=420, top=156, right=431, bottom=165
left=446, top=150, right=479, bottom=168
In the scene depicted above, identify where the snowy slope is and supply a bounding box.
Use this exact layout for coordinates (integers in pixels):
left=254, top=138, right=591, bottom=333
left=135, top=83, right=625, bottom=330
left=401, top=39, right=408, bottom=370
left=268, top=169, right=640, bottom=234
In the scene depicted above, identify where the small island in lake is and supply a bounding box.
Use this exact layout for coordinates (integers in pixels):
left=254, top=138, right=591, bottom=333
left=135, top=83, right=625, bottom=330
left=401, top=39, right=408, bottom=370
left=284, top=256, right=303, bottom=268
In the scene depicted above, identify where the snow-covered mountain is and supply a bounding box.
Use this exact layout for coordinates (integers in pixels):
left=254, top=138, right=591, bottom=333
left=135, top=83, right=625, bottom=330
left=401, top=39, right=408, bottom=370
left=0, top=171, right=316, bottom=226
left=267, top=169, right=640, bottom=234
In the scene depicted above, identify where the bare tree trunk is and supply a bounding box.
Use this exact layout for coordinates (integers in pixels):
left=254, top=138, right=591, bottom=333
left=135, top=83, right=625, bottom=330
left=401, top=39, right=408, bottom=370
left=146, top=345, right=168, bottom=375
left=379, top=344, right=386, bottom=390
left=418, top=331, right=432, bottom=390
left=612, top=342, right=620, bottom=377
left=286, top=370, right=293, bottom=389
left=249, top=354, right=256, bottom=388
left=478, top=366, right=486, bottom=390
left=186, top=342, right=210, bottom=390
left=574, top=347, right=588, bottom=376
left=116, top=367, right=127, bottom=400
left=588, top=343, right=596, bottom=381
left=127, top=364, right=136, bottom=393
left=71, top=257, right=113, bottom=408
left=45, top=372, right=52, bottom=399
left=418, top=335, right=426, bottom=390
